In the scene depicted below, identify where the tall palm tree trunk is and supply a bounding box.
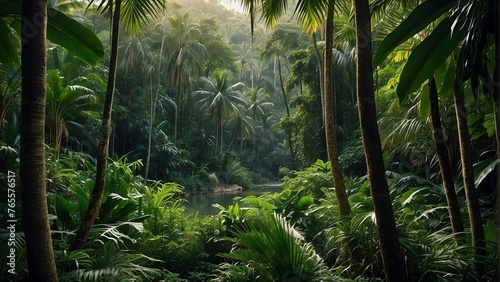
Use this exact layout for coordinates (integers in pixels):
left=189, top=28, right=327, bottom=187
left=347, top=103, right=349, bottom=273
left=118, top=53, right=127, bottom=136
left=145, top=34, right=166, bottom=184
left=277, top=56, right=295, bottom=169
left=452, top=78, right=485, bottom=275
left=323, top=0, right=361, bottom=270
left=70, top=0, right=121, bottom=250
left=324, top=1, right=350, bottom=217
left=428, top=76, right=464, bottom=239
left=20, top=1, right=59, bottom=280
left=353, top=0, right=407, bottom=280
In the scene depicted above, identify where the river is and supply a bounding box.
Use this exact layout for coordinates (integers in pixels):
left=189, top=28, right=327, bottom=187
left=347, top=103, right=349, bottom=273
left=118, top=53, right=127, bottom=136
left=183, top=182, right=283, bottom=216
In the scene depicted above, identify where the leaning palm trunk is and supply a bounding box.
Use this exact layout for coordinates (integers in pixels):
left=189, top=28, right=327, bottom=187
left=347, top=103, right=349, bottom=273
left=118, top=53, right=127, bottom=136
left=353, top=0, right=408, bottom=280
left=428, top=76, right=464, bottom=239
left=324, top=1, right=350, bottom=217
left=452, top=78, right=485, bottom=275
left=70, top=0, right=121, bottom=250
left=20, top=0, right=59, bottom=279
left=323, top=0, right=361, bottom=270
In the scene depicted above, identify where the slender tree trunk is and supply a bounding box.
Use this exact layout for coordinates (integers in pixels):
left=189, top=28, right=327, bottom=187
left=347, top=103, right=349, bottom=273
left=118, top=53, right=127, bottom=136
left=312, top=32, right=325, bottom=126
left=428, top=77, right=465, bottom=239
left=277, top=56, right=295, bottom=169
left=353, top=0, right=408, bottom=280
left=70, top=0, right=121, bottom=250
left=20, top=0, right=58, bottom=280
left=145, top=46, right=164, bottom=168
left=452, top=78, right=485, bottom=275
left=493, top=2, right=500, bottom=278
left=324, top=1, right=350, bottom=216
left=323, top=0, right=361, bottom=270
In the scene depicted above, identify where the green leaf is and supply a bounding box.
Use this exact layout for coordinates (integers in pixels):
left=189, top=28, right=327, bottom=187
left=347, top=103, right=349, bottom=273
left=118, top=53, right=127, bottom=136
left=295, top=196, right=314, bottom=210
left=0, top=19, right=19, bottom=67
left=419, top=83, right=430, bottom=119
left=373, top=0, right=456, bottom=66
left=440, top=58, right=456, bottom=94
left=242, top=195, right=276, bottom=210
left=0, top=0, right=104, bottom=66
left=54, top=194, right=78, bottom=229
left=397, top=16, right=468, bottom=103
left=473, top=157, right=500, bottom=188
left=46, top=9, right=104, bottom=66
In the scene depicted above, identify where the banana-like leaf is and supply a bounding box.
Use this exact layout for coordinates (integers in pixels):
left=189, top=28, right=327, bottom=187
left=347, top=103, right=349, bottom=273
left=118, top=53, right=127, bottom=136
left=473, top=157, right=500, bottom=188
left=0, top=19, right=19, bottom=67
left=419, top=82, right=430, bottom=119
left=373, top=0, right=456, bottom=66
left=0, top=0, right=104, bottom=66
left=396, top=16, right=467, bottom=102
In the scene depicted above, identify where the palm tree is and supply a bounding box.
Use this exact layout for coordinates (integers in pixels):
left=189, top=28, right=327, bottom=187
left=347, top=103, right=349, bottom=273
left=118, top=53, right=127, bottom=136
left=428, top=76, right=464, bottom=238
left=373, top=0, right=497, bottom=275
left=238, top=0, right=355, bottom=264
left=232, top=41, right=253, bottom=82
left=20, top=0, right=58, bottom=279
left=167, top=12, right=207, bottom=128
left=353, top=0, right=408, bottom=280
left=244, top=87, right=274, bottom=167
left=192, top=70, right=247, bottom=155
left=70, top=0, right=164, bottom=250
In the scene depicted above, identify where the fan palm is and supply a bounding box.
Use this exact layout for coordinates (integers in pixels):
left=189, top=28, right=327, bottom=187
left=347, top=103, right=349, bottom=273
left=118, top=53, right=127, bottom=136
left=216, top=212, right=335, bottom=281
left=193, top=70, right=247, bottom=155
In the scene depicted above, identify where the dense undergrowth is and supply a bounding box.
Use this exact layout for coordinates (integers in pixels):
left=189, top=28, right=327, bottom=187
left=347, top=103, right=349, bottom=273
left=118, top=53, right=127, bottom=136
left=0, top=153, right=497, bottom=281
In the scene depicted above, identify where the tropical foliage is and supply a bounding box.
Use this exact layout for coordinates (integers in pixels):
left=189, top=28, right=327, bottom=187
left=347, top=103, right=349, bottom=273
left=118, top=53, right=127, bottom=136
left=0, top=0, right=498, bottom=280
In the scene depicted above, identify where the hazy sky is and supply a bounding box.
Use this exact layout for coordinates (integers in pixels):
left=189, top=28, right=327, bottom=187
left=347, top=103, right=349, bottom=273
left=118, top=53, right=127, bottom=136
left=219, top=0, right=244, bottom=12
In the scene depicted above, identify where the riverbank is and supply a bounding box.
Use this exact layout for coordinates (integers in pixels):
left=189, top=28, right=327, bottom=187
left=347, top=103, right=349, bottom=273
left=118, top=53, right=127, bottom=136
left=209, top=184, right=243, bottom=193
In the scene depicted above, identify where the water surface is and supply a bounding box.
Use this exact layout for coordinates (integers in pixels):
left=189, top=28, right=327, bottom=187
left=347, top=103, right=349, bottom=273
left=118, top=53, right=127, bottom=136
left=183, top=182, right=283, bottom=216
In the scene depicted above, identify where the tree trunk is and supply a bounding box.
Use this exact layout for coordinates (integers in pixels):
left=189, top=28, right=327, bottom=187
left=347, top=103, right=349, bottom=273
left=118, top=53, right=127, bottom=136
left=20, top=0, right=59, bottom=280
left=493, top=2, right=500, bottom=278
left=323, top=0, right=361, bottom=271
left=144, top=34, right=165, bottom=184
left=324, top=1, right=350, bottom=217
left=311, top=32, right=325, bottom=126
left=353, top=0, right=408, bottom=280
left=277, top=56, right=296, bottom=169
left=70, top=0, right=121, bottom=250
left=452, top=78, right=485, bottom=275
left=428, top=77, right=465, bottom=239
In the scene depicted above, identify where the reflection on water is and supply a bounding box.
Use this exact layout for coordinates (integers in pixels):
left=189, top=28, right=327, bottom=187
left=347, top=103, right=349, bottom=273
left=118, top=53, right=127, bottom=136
left=183, top=182, right=283, bottom=216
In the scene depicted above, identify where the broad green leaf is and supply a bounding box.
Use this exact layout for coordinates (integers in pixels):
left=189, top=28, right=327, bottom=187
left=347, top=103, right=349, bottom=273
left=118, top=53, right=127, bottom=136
left=473, top=157, right=500, bottom=188
left=295, top=195, right=314, bottom=210
left=0, top=19, right=19, bottom=67
left=397, top=16, right=468, bottom=103
left=440, top=57, right=456, bottom=94
left=419, top=83, right=430, bottom=119
left=242, top=195, right=276, bottom=210
left=46, top=9, right=104, bottom=66
left=54, top=194, right=78, bottom=229
left=0, top=0, right=104, bottom=66
left=373, top=0, right=456, bottom=66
